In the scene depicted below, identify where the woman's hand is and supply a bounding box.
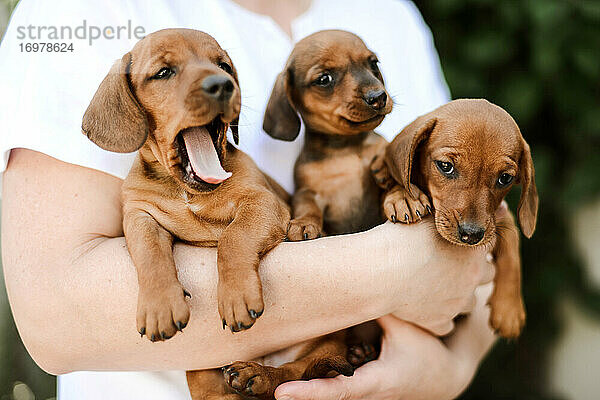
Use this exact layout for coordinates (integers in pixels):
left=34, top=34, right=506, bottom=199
left=373, top=221, right=495, bottom=335
left=275, top=284, right=496, bottom=400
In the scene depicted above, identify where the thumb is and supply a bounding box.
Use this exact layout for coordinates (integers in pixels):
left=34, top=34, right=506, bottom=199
left=274, top=361, right=383, bottom=400
left=377, top=314, right=432, bottom=341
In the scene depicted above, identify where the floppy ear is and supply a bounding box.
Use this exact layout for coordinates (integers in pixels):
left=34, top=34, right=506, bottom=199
left=82, top=52, right=148, bottom=153
left=385, top=116, right=437, bottom=196
left=263, top=69, right=300, bottom=141
left=517, top=139, right=538, bottom=238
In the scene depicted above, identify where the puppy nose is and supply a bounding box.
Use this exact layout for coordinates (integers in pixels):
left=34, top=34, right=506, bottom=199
left=364, top=90, right=387, bottom=110
left=201, top=75, right=234, bottom=101
left=458, top=222, right=485, bottom=245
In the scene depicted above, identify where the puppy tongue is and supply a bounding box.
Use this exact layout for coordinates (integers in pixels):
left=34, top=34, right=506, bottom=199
left=182, top=127, right=231, bottom=184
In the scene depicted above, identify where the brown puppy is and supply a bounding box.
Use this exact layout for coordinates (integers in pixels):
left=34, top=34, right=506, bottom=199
left=372, top=98, right=538, bottom=338
left=263, top=30, right=392, bottom=367
left=82, top=29, right=290, bottom=399
left=264, top=29, right=392, bottom=238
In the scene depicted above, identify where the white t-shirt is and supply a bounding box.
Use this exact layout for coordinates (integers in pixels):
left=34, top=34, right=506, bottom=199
left=0, top=0, right=450, bottom=398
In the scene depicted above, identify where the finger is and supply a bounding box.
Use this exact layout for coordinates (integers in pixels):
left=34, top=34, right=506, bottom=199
left=445, top=283, right=496, bottom=364
left=460, top=294, right=477, bottom=314
left=377, top=315, right=432, bottom=341
left=428, top=320, right=455, bottom=337
left=275, top=362, right=383, bottom=400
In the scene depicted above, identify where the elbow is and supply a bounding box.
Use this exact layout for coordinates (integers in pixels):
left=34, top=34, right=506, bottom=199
left=2, top=259, right=76, bottom=375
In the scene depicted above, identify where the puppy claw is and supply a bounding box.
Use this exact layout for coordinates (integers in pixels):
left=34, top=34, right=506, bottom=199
left=426, top=205, right=432, bottom=214
left=218, top=273, right=264, bottom=334
left=183, top=289, right=191, bottom=298
left=137, top=282, right=190, bottom=342
left=287, top=217, right=321, bottom=241
left=223, top=361, right=280, bottom=397
left=391, top=214, right=397, bottom=223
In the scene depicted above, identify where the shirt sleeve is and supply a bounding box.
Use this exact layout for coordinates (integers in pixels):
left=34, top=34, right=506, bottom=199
left=375, top=0, right=451, bottom=142
left=0, top=0, right=143, bottom=179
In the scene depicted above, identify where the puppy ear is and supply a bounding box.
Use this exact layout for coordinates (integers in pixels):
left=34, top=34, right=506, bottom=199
left=263, top=69, right=300, bottom=141
left=82, top=53, right=148, bottom=153
left=385, top=116, right=437, bottom=196
left=517, top=139, right=538, bottom=238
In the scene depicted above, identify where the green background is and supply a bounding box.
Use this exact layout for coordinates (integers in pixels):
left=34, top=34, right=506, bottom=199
left=1, top=0, right=599, bottom=399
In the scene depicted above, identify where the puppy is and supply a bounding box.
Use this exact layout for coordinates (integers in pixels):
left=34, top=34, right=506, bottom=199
left=263, top=30, right=392, bottom=367
left=82, top=29, right=291, bottom=399
left=372, top=98, right=538, bottom=338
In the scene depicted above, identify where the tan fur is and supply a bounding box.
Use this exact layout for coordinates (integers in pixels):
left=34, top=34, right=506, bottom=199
left=372, top=98, right=539, bottom=338
left=236, top=30, right=395, bottom=396
left=82, top=29, right=294, bottom=399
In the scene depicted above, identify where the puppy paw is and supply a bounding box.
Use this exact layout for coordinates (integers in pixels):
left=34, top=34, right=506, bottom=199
left=370, top=152, right=394, bottom=190
left=223, top=362, right=280, bottom=398
left=383, top=184, right=431, bottom=224
left=489, top=293, right=526, bottom=338
left=287, top=217, right=322, bottom=241
left=218, top=273, right=264, bottom=332
left=137, top=282, right=190, bottom=341
left=305, top=355, right=354, bottom=379
left=347, top=342, right=378, bottom=367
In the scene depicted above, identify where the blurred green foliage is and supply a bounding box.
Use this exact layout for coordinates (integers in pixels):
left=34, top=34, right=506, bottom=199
left=417, top=0, right=600, bottom=399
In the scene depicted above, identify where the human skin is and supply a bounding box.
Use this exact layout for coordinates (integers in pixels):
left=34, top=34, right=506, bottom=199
left=275, top=284, right=496, bottom=400
left=1, top=149, right=493, bottom=375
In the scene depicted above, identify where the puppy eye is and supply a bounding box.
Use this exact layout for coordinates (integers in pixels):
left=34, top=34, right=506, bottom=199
left=218, top=62, right=233, bottom=74
left=369, top=58, right=380, bottom=72
left=314, top=72, right=333, bottom=87
left=435, top=160, right=455, bottom=176
left=497, top=172, right=514, bottom=187
left=151, top=67, right=175, bottom=80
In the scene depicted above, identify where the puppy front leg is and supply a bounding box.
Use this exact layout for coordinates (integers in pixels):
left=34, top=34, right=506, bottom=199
left=287, top=188, right=324, bottom=241
left=124, top=209, right=190, bottom=341
left=489, top=206, right=526, bottom=338
left=217, top=195, right=289, bottom=332
left=381, top=184, right=431, bottom=224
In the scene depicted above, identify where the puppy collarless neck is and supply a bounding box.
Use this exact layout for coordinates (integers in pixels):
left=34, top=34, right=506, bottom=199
left=304, top=129, right=369, bottom=149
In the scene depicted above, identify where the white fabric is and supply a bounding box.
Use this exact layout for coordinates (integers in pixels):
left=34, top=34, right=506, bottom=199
left=0, top=0, right=450, bottom=398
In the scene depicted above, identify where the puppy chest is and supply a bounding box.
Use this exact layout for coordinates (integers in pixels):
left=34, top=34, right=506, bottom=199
left=300, top=155, right=379, bottom=233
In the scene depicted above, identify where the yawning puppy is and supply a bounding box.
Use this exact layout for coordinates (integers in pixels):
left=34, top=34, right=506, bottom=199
left=372, top=98, right=539, bottom=338
left=82, top=29, right=290, bottom=399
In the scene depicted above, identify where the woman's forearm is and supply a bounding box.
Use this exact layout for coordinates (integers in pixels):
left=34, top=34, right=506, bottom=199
left=2, top=149, right=489, bottom=375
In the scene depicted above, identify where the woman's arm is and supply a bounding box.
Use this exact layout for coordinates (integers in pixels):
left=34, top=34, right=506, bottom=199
left=1, top=149, right=492, bottom=375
